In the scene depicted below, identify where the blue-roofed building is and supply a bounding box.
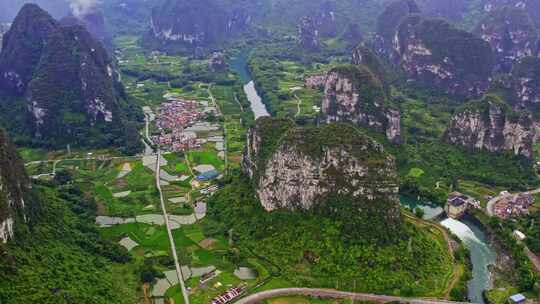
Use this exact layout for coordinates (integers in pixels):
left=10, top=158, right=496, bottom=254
left=196, top=170, right=220, bottom=181
left=509, top=294, right=527, bottom=304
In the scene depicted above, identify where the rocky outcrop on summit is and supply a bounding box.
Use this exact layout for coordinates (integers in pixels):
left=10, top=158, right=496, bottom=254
left=444, top=95, right=535, bottom=158
left=298, top=16, right=320, bottom=50
left=242, top=118, right=400, bottom=227
left=0, top=129, right=32, bottom=243
left=151, top=0, right=251, bottom=48
left=0, top=4, right=59, bottom=95
left=209, top=52, right=228, bottom=72
left=321, top=65, right=401, bottom=143
left=374, top=0, right=420, bottom=60
left=483, top=0, right=540, bottom=28
left=395, top=15, right=494, bottom=98
left=474, top=7, right=538, bottom=73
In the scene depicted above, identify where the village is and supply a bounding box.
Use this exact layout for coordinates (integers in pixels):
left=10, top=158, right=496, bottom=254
left=151, top=92, right=223, bottom=154
left=444, top=189, right=537, bottom=221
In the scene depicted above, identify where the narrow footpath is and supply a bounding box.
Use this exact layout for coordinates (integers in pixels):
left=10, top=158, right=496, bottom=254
left=294, top=94, right=302, bottom=118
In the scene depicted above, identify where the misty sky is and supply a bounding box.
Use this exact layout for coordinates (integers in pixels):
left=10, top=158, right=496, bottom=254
left=0, top=0, right=102, bottom=22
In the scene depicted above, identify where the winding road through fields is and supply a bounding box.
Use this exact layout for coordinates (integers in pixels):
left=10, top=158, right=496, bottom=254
left=234, top=288, right=470, bottom=304
left=155, top=149, right=190, bottom=304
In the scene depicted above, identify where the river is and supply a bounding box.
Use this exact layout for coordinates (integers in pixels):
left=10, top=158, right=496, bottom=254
left=402, top=197, right=496, bottom=303
left=441, top=218, right=496, bottom=303
left=230, top=50, right=270, bottom=119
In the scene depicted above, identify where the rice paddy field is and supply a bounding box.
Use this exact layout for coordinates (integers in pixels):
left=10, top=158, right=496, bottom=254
left=15, top=35, right=273, bottom=304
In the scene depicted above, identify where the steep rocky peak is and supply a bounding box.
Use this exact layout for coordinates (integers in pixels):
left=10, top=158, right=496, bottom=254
left=298, top=16, right=321, bottom=50
left=395, top=15, right=494, bottom=98
left=0, top=129, right=31, bottom=243
left=474, top=6, right=538, bottom=73
left=484, top=0, right=540, bottom=28
left=242, top=118, right=401, bottom=230
left=445, top=94, right=536, bottom=158
left=0, top=3, right=59, bottom=95
left=25, top=24, right=121, bottom=141
left=151, top=0, right=251, bottom=49
left=374, top=0, right=420, bottom=60
left=313, top=1, right=338, bottom=37
left=321, top=64, right=401, bottom=143
left=508, top=56, right=540, bottom=113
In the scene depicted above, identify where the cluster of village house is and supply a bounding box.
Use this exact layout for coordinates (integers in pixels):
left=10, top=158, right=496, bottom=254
left=152, top=99, right=200, bottom=152
left=445, top=190, right=535, bottom=220
left=151, top=94, right=221, bottom=152
left=492, top=192, right=534, bottom=219
left=305, top=75, right=326, bottom=89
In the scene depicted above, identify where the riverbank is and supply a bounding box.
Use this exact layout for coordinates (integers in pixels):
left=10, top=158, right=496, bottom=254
left=463, top=211, right=533, bottom=304
left=229, top=50, right=270, bottom=119
left=401, top=197, right=498, bottom=303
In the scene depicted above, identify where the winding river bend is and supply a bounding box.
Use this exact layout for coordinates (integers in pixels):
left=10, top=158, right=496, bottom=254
left=441, top=218, right=497, bottom=303
left=402, top=197, right=496, bottom=303
left=230, top=50, right=270, bottom=119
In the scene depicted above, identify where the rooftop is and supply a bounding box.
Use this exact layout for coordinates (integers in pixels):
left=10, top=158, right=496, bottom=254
left=509, top=294, right=526, bottom=303
left=449, top=196, right=467, bottom=207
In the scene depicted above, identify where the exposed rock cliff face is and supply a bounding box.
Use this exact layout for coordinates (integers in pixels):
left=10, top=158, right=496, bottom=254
left=511, top=57, right=540, bottom=111
left=0, top=129, right=32, bottom=243
left=491, top=56, right=540, bottom=114
left=0, top=23, right=10, bottom=50
left=395, top=15, right=494, bottom=98
left=444, top=94, right=535, bottom=158
left=321, top=65, right=401, bottom=143
left=474, top=6, right=538, bottom=73
left=374, top=0, right=420, bottom=60
left=298, top=16, right=320, bottom=50
left=151, top=0, right=251, bottom=49
left=0, top=4, right=59, bottom=95
left=242, top=118, right=401, bottom=227
left=484, top=0, right=540, bottom=28
left=209, top=52, right=228, bottom=72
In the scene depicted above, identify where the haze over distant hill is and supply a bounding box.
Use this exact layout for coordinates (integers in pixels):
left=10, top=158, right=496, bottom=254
left=0, top=0, right=70, bottom=22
